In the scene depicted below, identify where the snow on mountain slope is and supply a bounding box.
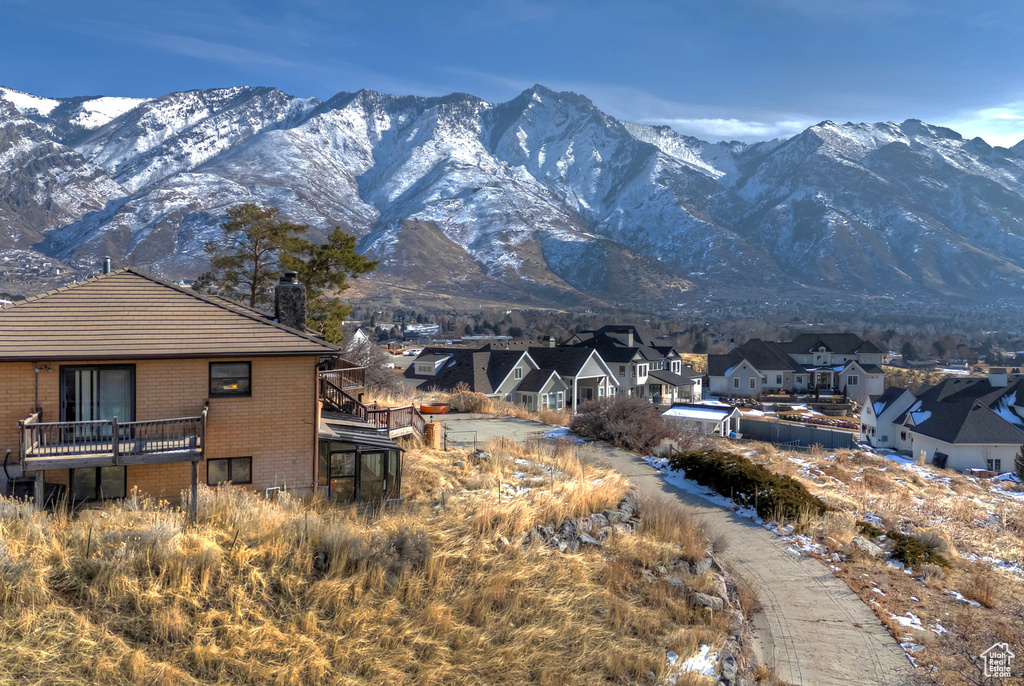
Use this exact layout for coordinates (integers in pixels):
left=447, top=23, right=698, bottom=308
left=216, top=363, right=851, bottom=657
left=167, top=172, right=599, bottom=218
left=68, top=96, right=151, bottom=129
left=0, top=87, right=60, bottom=115
left=0, top=99, right=124, bottom=249
left=5, top=83, right=1024, bottom=305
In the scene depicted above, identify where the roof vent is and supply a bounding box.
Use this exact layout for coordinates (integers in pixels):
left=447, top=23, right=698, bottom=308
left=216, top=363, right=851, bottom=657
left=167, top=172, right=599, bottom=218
left=102, top=257, right=111, bottom=274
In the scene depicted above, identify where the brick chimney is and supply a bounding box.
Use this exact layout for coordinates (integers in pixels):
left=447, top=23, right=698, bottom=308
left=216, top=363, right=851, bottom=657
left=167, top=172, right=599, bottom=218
left=274, top=271, right=306, bottom=331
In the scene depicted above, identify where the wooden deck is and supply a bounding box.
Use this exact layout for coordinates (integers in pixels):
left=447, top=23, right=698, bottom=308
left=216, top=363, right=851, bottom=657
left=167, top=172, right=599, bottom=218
left=20, top=406, right=207, bottom=471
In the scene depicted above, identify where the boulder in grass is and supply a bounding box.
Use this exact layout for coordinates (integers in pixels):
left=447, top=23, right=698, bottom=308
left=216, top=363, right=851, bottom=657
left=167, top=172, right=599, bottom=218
left=851, top=535, right=883, bottom=558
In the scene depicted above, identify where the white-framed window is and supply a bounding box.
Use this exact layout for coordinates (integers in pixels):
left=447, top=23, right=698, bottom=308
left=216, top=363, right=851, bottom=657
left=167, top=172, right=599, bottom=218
left=795, top=375, right=803, bottom=384
left=619, top=365, right=626, bottom=378
left=987, top=459, right=1001, bottom=472
left=514, top=367, right=523, bottom=380
left=556, top=391, right=564, bottom=409
left=776, top=374, right=782, bottom=384
left=733, top=377, right=740, bottom=389
left=848, top=375, right=859, bottom=386
left=598, top=386, right=605, bottom=396
left=749, top=378, right=756, bottom=389
left=672, top=361, right=680, bottom=373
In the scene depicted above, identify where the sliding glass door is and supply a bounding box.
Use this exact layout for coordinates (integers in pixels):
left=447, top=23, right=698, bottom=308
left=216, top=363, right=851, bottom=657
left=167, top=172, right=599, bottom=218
left=61, top=365, right=134, bottom=502
left=61, top=365, right=134, bottom=425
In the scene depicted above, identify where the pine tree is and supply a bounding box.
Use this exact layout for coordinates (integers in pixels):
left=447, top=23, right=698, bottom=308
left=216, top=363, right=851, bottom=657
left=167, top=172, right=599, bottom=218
left=195, top=204, right=376, bottom=343
left=195, top=204, right=308, bottom=308
left=1014, top=443, right=1024, bottom=481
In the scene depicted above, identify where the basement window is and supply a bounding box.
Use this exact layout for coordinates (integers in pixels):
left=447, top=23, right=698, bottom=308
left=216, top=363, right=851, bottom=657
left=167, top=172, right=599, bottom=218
left=207, top=457, right=252, bottom=485
left=210, top=362, right=252, bottom=397
left=987, top=459, right=1002, bottom=472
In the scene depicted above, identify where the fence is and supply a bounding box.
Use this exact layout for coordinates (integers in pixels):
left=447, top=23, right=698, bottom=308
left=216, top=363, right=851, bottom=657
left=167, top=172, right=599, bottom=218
left=740, top=418, right=857, bottom=450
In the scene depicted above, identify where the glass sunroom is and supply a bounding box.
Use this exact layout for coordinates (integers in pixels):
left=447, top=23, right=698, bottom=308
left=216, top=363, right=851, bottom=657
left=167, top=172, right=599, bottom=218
left=318, top=417, right=403, bottom=504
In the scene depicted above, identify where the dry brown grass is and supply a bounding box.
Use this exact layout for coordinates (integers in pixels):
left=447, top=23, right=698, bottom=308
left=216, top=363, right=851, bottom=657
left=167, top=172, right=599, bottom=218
left=369, top=383, right=572, bottom=427
left=715, top=437, right=1024, bottom=680
left=0, top=439, right=724, bottom=686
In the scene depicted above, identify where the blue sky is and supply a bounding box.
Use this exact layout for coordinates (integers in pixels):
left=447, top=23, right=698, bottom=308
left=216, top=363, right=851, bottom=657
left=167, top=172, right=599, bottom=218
left=2, top=0, right=1023, bottom=145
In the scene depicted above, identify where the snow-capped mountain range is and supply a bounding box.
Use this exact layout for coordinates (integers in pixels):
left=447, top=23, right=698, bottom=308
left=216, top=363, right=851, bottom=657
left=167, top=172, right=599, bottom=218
left=3, top=83, right=1024, bottom=306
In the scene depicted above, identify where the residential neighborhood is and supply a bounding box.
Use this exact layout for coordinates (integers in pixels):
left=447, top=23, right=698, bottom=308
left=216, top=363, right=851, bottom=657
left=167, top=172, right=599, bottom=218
left=403, top=324, right=703, bottom=411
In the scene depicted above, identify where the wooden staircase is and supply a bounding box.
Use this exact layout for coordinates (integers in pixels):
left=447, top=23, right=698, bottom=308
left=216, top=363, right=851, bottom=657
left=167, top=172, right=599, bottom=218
left=319, top=370, right=426, bottom=439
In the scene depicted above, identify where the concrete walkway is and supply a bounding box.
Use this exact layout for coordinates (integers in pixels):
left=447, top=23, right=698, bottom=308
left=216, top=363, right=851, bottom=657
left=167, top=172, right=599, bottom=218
left=439, top=415, right=913, bottom=686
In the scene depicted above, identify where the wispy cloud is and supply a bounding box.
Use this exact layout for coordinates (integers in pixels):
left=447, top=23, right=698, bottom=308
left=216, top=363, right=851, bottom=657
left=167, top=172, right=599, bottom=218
left=943, top=100, right=1024, bottom=148
left=642, top=117, right=811, bottom=140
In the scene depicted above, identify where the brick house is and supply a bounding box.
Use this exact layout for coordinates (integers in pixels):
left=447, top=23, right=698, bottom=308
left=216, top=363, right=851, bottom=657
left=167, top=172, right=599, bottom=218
left=0, top=268, right=412, bottom=508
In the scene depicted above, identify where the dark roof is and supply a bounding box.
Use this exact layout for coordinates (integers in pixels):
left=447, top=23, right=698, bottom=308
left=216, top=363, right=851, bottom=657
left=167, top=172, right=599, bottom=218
left=569, top=333, right=644, bottom=364
left=845, top=360, right=884, bottom=374
left=517, top=368, right=563, bottom=393
left=0, top=268, right=339, bottom=360
left=869, top=387, right=910, bottom=416
left=707, top=351, right=743, bottom=377
left=648, top=369, right=699, bottom=386
left=405, top=345, right=529, bottom=394
left=709, top=339, right=805, bottom=376
left=899, top=377, right=1024, bottom=445
left=573, top=325, right=658, bottom=347
left=913, top=401, right=1024, bottom=445
left=415, top=353, right=452, bottom=363
left=320, top=412, right=405, bottom=451
left=780, top=333, right=878, bottom=355
left=526, top=346, right=597, bottom=376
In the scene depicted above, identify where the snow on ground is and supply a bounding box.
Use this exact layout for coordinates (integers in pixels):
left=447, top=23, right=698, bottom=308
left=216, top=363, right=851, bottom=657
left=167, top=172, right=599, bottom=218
left=891, top=612, right=923, bottom=630
left=960, top=552, right=1024, bottom=577
left=642, top=456, right=843, bottom=559
left=945, top=590, right=982, bottom=607
left=674, top=644, right=717, bottom=677
left=544, top=427, right=586, bottom=443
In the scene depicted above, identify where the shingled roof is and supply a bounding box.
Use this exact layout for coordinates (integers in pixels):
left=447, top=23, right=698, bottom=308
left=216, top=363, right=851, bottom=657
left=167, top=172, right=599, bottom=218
left=708, top=339, right=805, bottom=376
left=781, top=333, right=880, bottom=355
left=0, top=269, right=339, bottom=360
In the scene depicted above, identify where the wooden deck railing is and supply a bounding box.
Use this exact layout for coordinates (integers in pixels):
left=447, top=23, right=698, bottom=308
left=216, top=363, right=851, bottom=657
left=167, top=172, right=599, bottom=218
left=318, top=371, right=425, bottom=438
left=319, top=367, right=365, bottom=390
left=19, top=405, right=207, bottom=466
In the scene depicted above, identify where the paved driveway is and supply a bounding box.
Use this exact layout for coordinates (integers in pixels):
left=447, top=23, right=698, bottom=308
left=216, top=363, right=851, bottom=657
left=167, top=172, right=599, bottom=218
left=438, top=415, right=912, bottom=686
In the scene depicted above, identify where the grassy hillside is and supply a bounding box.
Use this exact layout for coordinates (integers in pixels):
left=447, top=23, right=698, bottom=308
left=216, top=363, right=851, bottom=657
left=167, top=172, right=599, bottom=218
left=0, top=439, right=740, bottom=685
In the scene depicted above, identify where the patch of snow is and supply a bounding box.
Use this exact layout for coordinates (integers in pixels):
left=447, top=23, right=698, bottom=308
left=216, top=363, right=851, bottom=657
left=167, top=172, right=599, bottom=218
left=0, top=87, right=59, bottom=115
left=678, top=644, right=718, bottom=676
left=544, top=427, right=586, bottom=443
left=945, top=590, right=981, bottom=607
left=891, top=612, right=923, bottom=630
left=70, top=96, right=149, bottom=129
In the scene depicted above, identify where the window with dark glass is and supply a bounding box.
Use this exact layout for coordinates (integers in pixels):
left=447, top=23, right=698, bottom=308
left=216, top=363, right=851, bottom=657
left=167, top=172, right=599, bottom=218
left=207, top=457, right=252, bottom=485
left=70, top=466, right=127, bottom=502
left=210, top=362, right=251, bottom=397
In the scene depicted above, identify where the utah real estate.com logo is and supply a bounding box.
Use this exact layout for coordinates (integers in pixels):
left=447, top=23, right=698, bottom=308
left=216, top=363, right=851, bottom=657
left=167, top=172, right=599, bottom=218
left=981, top=642, right=1014, bottom=679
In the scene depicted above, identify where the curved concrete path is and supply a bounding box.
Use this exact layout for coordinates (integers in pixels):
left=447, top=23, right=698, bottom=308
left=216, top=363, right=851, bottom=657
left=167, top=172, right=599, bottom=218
left=440, top=415, right=913, bottom=686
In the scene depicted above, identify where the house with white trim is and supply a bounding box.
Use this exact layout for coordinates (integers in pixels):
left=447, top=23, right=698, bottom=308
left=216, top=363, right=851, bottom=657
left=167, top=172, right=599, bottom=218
left=708, top=333, right=885, bottom=404
left=867, top=372, right=1024, bottom=472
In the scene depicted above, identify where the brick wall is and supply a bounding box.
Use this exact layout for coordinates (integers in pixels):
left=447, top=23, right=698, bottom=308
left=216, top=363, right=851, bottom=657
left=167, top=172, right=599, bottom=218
left=0, top=356, right=318, bottom=500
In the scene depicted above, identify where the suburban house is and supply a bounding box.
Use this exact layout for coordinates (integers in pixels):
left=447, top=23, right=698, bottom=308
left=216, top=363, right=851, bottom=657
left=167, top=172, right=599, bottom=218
left=0, top=268, right=417, bottom=508
left=405, top=345, right=567, bottom=409
left=567, top=326, right=700, bottom=404
left=859, top=387, right=917, bottom=448
left=404, top=342, right=622, bottom=411
left=863, top=370, right=1024, bottom=473
left=707, top=333, right=885, bottom=405
left=662, top=403, right=742, bottom=437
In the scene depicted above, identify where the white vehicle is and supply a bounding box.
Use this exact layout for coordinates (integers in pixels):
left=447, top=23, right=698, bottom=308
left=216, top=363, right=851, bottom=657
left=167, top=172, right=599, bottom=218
left=403, top=348, right=423, bottom=356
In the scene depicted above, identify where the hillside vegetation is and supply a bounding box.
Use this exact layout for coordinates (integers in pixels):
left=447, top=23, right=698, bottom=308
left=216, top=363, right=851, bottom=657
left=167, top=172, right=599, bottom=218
left=0, top=439, right=736, bottom=686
